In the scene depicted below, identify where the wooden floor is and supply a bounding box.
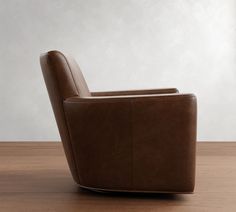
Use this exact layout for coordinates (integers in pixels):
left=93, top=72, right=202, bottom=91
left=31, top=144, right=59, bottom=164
left=0, top=142, right=235, bottom=211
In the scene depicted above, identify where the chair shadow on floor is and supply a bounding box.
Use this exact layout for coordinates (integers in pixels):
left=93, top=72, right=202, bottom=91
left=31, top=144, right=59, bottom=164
left=77, top=187, right=186, bottom=201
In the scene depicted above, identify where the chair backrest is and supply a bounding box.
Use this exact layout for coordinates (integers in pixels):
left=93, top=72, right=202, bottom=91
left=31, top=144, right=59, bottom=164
left=40, top=50, right=90, bottom=183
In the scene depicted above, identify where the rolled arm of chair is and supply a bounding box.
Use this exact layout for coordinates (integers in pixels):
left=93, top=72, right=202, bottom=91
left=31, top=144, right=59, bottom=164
left=91, top=88, right=179, bottom=96
left=63, top=93, right=197, bottom=192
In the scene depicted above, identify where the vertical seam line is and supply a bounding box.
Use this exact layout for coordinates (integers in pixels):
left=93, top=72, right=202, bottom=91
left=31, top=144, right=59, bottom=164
left=130, top=99, right=134, bottom=190
left=60, top=53, right=80, bottom=96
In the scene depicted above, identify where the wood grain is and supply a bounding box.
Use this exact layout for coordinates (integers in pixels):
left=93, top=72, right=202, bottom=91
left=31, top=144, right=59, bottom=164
left=0, top=142, right=235, bottom=211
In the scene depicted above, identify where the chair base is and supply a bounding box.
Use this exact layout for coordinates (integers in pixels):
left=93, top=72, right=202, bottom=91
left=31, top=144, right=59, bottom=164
left=79, top=184, right=194, bottom=194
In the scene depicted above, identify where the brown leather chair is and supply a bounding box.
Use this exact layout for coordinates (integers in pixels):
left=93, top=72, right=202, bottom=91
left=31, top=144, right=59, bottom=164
left=40, top=50, right=197, bottom=193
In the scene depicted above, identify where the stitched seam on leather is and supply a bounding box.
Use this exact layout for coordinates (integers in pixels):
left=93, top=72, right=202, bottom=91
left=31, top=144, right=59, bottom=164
left=62, top=103, right=82, bottom=183
left=46, top=54, right=81, bottom=183
left=57, top=63, right=82, bottom=181
left=58, top=52, right=87, bottom=183
left=59, top=52, right=80, bottom=96
left=130, top=100, right=134, bottom=190
left=65, top=97, right=196, bottom=104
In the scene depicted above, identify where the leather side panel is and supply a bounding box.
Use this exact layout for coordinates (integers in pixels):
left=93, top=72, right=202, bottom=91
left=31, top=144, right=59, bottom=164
left=64, top=101, right=133, bottom=190
left=132, top=97, right=197, bottom=192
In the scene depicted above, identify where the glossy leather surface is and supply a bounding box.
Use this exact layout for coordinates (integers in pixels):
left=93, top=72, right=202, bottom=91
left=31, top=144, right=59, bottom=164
left=40, top=50, right=197, bottom=193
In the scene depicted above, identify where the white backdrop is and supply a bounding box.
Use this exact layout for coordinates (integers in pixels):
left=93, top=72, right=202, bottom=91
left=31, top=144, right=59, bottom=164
left=0, top=0, right=236, bottom=141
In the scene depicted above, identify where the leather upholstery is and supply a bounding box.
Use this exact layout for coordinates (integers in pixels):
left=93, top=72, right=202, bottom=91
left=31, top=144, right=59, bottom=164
left=91, top=88, right=179, bottom=96
left=40, top=50, right=197, bottom=193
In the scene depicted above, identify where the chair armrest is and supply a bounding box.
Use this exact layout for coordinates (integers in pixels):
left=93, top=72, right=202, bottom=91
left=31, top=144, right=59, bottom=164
left=91, top=88, right=179, bottom=96
left=63, top=93, right=197, bottom=191
left=64, top=93, right=196, bottom=125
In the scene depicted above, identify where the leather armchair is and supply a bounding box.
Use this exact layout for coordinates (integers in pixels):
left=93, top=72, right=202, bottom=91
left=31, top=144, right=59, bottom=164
left=40, top=50, right=197, bottom=193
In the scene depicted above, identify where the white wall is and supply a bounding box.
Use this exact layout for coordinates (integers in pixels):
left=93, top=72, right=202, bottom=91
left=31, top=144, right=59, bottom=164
left=0, top=0, right=236, bottom=141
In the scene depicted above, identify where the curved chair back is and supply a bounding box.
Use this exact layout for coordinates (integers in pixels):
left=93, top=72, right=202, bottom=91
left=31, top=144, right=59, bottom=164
left=40, top=50, right=90, bottom=182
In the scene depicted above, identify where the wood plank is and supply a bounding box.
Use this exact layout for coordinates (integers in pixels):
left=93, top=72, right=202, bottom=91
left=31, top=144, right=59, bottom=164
left=0, top=142, right=235, bottom=211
